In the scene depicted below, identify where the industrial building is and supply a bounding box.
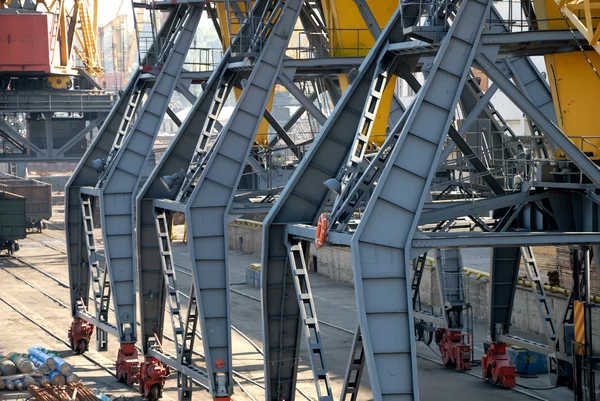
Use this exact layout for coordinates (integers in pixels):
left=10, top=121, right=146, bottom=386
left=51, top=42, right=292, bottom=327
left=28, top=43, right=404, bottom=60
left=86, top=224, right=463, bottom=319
left=2, top=0, right=600, bottom=401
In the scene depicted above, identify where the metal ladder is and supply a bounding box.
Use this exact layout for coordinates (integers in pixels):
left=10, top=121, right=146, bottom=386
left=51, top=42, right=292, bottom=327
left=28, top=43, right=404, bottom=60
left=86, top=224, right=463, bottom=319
left=437, top=248, right=466, bottom=307
left=251, top=0, right=287, bottom=52
left=177, top=72, right=235, bottom=202
left=521, top=246, right=557, bottom=342
left=179, top=288, right=198, bottom=401
left=80, top=195, right=110, bottom=351
left=340, top=327, right=365, bottom=401
left=411, top=253, right=429, bottom=308
left=80, top=196, right=102, bottom=315
left=77, top=0, right=99, bottom=69
left=225, top=0, right=252, bottom=50
left=286, top=240, right=333, bottom=401
left=155, top=210, right=185, bottom=355
left=96, top=78, right=148, bottom=184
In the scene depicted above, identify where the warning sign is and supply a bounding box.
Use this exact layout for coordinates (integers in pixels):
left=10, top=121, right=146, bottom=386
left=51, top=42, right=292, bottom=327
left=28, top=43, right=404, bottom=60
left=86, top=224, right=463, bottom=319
left=574, top=301, right=585, bottom=355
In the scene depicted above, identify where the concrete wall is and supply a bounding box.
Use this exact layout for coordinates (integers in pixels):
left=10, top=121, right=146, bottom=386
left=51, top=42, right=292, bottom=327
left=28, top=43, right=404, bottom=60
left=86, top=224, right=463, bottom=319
left=228, top=222, right=262, bottom=255
left=227, top=221, right=600, bottom=350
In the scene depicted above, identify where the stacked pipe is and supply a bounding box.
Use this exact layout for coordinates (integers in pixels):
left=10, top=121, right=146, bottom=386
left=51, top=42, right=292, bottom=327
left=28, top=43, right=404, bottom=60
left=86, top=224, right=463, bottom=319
left=28, top=382, right=104, bottom=401
left=0, top=348, right=78, bottom=391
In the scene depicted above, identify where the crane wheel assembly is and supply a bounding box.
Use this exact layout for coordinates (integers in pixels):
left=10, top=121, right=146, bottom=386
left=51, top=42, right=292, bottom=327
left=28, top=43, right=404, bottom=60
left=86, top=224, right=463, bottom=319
left=68, top=318, right=94, bottom=355
left=139, top=357, right=167, bottom=401
left=434, top=328, right=472, bottom=371
left=116, top=343, right=141, bottom=385
left=481, top=342, right=517, bottom=388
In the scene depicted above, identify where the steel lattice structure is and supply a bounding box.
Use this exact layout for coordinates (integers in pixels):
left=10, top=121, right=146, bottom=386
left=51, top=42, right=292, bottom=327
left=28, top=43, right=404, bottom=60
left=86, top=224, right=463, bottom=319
left=64, top=0, right=600, bottom=400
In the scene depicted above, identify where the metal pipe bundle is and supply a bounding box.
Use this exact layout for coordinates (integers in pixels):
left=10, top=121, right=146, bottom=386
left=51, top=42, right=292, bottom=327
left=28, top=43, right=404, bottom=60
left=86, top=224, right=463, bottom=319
left=29, top=355, right=50, bottom=374
left=28, top=348, right=71, bottom=375
left=65, top=373, right=80, bottom=383
left=48, top=371, right=65, bottom=386
left=0, top=354, right=17, bottom=375
left=23, top=376, right=35, bottom=388
left=8, top=352, right=34, bottom=373
left=27, top=348, right=56, bottom=371
left=6, top=380, right=15, bottom=390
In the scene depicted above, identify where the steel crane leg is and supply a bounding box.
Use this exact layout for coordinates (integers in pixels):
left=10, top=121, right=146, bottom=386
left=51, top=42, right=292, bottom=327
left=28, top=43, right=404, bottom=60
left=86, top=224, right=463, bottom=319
left=65, top=4, right=202, bottom=390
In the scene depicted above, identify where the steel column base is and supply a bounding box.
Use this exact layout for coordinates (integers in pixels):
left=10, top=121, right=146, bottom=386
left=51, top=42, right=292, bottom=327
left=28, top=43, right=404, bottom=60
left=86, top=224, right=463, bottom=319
left=116, top=344, right=140, bottom=385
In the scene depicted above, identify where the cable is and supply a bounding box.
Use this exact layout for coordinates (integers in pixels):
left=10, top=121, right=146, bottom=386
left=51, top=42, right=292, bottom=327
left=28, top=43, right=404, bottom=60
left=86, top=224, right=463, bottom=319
left=516, top=383, right=558, bottom=391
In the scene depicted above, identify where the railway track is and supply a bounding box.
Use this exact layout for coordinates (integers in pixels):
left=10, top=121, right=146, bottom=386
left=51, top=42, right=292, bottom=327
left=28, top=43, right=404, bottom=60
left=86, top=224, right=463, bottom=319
left=12, top=231, right=551, bottom=401
left=2, top=236, right=304, bottom=401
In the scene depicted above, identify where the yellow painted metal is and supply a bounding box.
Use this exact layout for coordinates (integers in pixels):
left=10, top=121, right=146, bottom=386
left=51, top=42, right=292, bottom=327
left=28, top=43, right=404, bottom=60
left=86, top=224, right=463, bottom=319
left=216, top=2, right=273, bottom=146
left=553, top=0, right=600, bottom=55
left=46, top=76, right=72, bottom=89
left=534, top=0, right=600, bottom=159
left=321, top=0, right=398, bottom=146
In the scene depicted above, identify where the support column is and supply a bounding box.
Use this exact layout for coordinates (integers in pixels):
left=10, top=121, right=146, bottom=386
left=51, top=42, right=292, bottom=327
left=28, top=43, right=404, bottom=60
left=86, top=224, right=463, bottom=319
left=44, top=112, right=54, bottom=158
left=184, top=1, right=304, bottom=399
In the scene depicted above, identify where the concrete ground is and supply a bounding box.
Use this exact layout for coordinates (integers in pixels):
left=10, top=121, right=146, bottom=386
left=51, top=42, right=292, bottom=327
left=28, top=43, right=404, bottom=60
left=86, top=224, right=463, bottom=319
left=0, top=205, right=571, bottom=401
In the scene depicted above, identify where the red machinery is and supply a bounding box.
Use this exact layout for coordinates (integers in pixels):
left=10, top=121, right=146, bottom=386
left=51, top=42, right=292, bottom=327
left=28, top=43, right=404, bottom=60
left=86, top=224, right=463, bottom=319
left=116, top=344, right=140, bottom=385
left=434, top=328, right=472, bottom=371
left=68, top=317, right=94, bottom=355
left=139, top=357, right=168, bottom=401
left=481, top=342, right=517, bottom=388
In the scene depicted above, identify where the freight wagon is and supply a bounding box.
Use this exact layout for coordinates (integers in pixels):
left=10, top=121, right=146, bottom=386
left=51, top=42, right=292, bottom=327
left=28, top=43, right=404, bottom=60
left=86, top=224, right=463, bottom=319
left=0, top=174, right=52, bottom=232
left=0, top=190, right=25, bottom=255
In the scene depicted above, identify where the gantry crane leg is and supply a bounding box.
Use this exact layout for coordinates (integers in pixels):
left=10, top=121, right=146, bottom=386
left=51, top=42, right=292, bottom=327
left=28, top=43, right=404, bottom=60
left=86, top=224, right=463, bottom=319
left=65, top=4, right=202, bottom=391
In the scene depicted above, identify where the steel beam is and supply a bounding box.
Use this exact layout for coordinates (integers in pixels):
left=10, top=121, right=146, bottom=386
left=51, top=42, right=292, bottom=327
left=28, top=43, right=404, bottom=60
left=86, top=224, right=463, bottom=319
left=0, top=91, right=114, bottom=113
left=351, top=0, right=493, bottom=397
left=413, top=232, right=600, bottom=248
left=56, top=115, right=106, bottom=157
left=261, top=2, right=423, bottom=399
left=419, top=191, right=550, bottom=224
left=277, top=74, right=328, bottom=125
left=136, top=1, right=271, bottom=369
left=477, top=53, right=600, bottom=186
left=489, top=247, right=521, bottom=340
left=263, top=110, right=301, bottom=158
left=0, top=119, right=44, bottom=155
left=184, top=2, right=303, bottom=397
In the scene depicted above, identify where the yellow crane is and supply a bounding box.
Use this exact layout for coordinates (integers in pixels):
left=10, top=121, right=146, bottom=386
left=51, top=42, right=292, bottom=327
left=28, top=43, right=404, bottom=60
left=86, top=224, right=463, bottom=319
left=0, top=0, right=103, bottom=89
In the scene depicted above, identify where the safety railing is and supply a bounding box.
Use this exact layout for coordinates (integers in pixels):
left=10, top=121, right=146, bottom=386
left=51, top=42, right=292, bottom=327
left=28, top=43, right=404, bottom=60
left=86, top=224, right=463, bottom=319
left=137, top=36, right=166, bottom=67
left=184, top=47, right=224, bottom=72
left=400, top=0, right=459, bottom=30
left=228, top=24, right=372, bottom=58
left=287, top=28, right=373, bottom=59
left=554, top=135, right=600, bottom=160
left=485, top=0, right=582, bottom=32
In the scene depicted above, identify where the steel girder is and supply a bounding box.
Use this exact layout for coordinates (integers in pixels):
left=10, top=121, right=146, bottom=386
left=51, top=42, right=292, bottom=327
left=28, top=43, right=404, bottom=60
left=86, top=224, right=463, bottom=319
left=65, top=4, right=202, bottom=347
left=185, top=1, right=303, bottom=395
left=136, top=0, right=304, bottom=398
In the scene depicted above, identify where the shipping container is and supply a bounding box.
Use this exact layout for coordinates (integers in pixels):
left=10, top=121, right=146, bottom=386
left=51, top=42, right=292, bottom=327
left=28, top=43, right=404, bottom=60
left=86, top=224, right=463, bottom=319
left=0, top=174, right=52, bottom=231
left=0, top=190, right=25, bottom=254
